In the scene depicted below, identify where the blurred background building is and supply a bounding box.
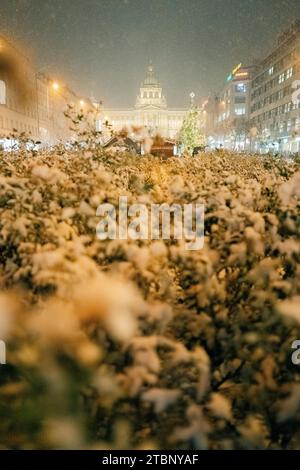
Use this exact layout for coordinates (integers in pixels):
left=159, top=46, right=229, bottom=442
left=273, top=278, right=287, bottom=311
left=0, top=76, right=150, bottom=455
left=0, top=35, right=96, bottom=147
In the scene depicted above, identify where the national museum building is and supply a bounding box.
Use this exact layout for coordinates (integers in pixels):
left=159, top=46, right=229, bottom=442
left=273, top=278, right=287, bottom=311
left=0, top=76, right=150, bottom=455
left=102, top=63, right=188, bottom=139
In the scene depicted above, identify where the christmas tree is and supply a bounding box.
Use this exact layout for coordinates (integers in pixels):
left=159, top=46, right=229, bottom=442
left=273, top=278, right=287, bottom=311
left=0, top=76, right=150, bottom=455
left=179, top=93, right=205, bottom=155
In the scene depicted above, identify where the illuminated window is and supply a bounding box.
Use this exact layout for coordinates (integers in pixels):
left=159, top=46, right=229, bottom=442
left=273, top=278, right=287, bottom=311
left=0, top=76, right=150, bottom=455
left=279, top=73, right=285, bottom=84
left=0, top=80, right=6, bottom=105
left=286, top=67, right=293, bottom=79
left=235, top=83, right=246, bottom=93
left=95, top=119, right=102, bottom=132
left=235, top=106, right=246, bottom=115
left=269, top=66, right=274, bottom=75
left=284, top=102, right=292, bottom=113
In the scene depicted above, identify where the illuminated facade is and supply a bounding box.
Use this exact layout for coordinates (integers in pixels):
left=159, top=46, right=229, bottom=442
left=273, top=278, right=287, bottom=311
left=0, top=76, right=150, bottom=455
left=250, top=20, right=300, bottom=153
left=0, top=36, right=94, bottom=147
left=206, top=21, right=300, bottom=154
left=102, top=63, right=188, bottom=139
left=205, top=64, right=255, bottom=150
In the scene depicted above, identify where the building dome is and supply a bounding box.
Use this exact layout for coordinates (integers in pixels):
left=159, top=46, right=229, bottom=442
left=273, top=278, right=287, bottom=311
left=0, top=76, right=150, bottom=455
left=141, top=63, right=160, bottom=88
left=136, top=62, right=167, bottom=109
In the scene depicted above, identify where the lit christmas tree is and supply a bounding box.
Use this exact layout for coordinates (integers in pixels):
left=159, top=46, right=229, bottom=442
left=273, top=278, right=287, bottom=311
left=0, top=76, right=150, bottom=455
left=179, top=92, right=205, bottom=155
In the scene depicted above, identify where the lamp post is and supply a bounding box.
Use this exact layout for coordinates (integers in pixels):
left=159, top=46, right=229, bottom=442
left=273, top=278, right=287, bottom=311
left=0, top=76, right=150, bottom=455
left=189, top=92, right=195, bottom=107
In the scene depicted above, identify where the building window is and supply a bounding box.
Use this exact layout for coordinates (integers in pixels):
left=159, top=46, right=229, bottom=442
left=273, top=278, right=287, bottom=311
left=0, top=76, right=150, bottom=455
left=235, top=96, right=246, bottom=104
left=279, top=73, right=285, bottom=84
left=0, top=80, right=6, bottom=105
left=235, top=83, right=246, bottom=93
left=269, top=66, right=274, bottom=75
left=235, top=106, right=246, bottom=115
left=286, top=67, right=293, bottom=79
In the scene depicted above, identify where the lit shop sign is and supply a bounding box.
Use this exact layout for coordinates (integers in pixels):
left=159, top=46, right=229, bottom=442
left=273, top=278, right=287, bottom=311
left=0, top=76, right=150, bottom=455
left=235, top=72, right=248, bottom=78
left=227, top=63, right=242, bottom=81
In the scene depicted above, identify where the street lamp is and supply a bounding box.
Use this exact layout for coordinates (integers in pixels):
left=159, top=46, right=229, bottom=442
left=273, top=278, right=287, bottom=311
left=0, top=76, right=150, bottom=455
left=189, top=92, right=195, bottom=107
left=52, top=81, right=60, bottom=91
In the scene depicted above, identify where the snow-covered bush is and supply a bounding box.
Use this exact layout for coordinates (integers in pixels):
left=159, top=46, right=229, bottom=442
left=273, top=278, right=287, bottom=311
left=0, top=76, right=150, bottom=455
left=0, top=147, right=300, bottom=449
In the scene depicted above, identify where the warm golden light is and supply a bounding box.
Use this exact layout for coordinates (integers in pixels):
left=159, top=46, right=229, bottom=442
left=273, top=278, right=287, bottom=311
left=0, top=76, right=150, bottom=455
left=79, top=99, right=85, bottom=107
left=52, top=81, right=59, bottom=91
left=235, top=72, right=248, bottom=77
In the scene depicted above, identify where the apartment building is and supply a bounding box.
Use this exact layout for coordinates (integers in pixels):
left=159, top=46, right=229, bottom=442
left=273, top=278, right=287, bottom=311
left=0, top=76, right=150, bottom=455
left=250, top=20, right=300, bottom=153
left=36, top=73, right=96, bottom=145
left=0, top=36, right=39, bottom=143
left=0, top=36, right=95, bottom=147
left=205, top=64, right=255, bottom=150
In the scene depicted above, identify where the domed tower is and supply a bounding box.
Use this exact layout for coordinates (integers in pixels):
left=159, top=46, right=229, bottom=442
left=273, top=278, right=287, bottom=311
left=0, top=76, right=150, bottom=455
left=135, top=62, right=167, bottom=109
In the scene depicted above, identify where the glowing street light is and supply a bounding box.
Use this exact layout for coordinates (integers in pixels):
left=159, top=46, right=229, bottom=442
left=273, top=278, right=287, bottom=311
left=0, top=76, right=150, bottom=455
left=79, top=99, right=85, bottom=107
left=189, top=91, right=195, bottom=106
left=52, top=81, right=60, bottom=91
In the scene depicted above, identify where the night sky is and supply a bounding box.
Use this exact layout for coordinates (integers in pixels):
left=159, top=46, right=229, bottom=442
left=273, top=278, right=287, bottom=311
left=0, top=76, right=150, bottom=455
left=0, top=0, right=300, bottom=107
